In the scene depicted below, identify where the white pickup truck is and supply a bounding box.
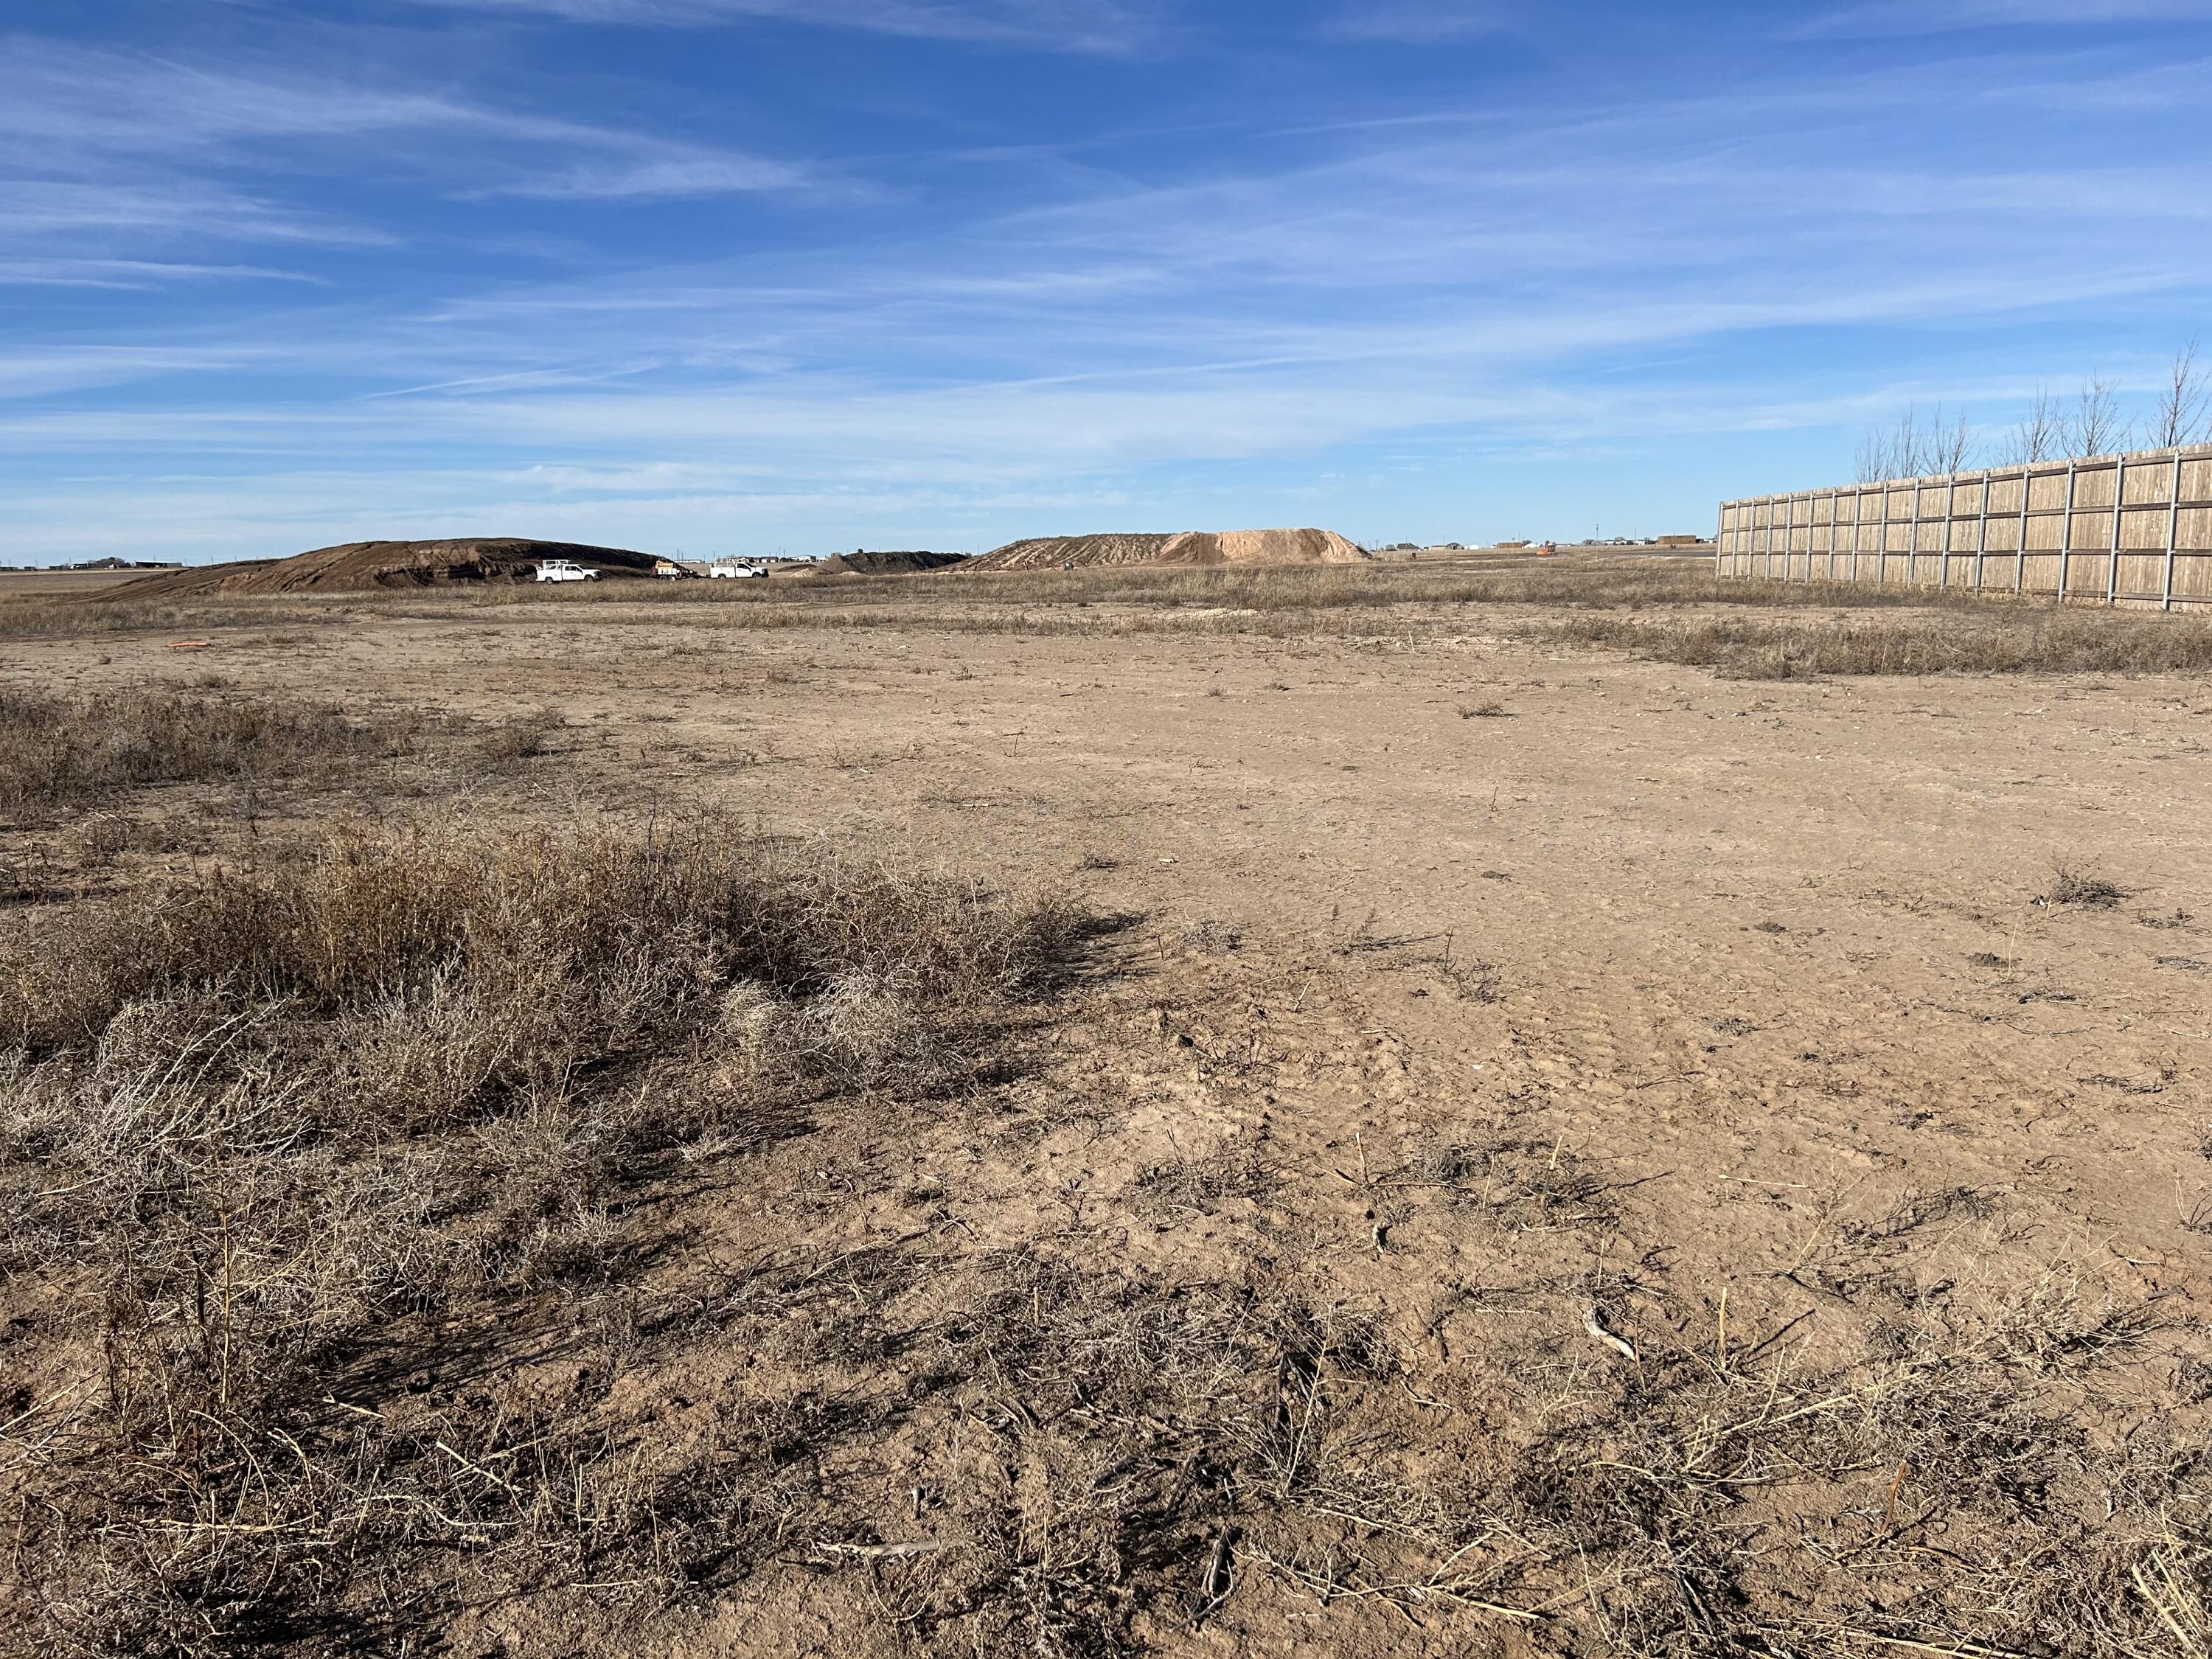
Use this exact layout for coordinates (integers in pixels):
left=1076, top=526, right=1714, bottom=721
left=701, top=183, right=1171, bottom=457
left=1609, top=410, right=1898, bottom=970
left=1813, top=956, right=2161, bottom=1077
left=533, top=559, right=599, bottom=583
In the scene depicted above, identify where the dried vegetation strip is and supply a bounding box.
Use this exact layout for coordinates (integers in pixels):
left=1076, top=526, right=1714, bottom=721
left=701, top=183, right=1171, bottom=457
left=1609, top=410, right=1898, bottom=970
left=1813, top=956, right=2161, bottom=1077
left=1058, top=1114, right=2209, bottom=1658
left=1541, top=608, right=2212, bottom=678
left=0, top=560, right=2115, bottom=648
left=503, top=562, right=2063, bottom=617
left=0, top=685, right=442, bottom=817
left=0, top=814, right=1082, bottom=1655
left=0, top=593, right=343, bottom=640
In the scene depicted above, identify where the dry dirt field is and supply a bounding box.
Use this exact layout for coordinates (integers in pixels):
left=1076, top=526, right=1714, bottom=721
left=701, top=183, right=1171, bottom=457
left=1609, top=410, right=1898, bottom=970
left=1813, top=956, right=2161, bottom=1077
left=0, top=570, right=150, bottom=598
left=4, top=557, right=2211, bottom=1659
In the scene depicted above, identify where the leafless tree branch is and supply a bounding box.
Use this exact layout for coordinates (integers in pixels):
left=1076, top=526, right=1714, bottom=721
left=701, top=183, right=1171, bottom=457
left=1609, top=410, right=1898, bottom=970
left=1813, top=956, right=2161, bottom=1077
left=2148, top=340, right=2210, bottom=451
left=2063, top=374, right=2127, bottom=459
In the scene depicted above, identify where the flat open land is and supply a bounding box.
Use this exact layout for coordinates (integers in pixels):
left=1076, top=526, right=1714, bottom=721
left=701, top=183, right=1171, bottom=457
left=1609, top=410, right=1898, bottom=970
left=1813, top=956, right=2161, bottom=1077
left=0, top=568, right=154, bottom=597
left=4, top=557, right=2210, bottom=1658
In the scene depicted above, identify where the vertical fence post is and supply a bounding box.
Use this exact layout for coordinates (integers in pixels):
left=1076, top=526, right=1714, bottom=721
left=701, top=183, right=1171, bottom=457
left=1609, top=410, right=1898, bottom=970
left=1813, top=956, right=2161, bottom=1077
left=1942, top=474, right=1957, bottom=591
left=2016, top=465, right=2031, bottom=592
left=1975, top=470, right=1990, bottom=591
left=2058, top=460, right=2078, bottom=604
left=1827, top=491, right=1838, bottom=582
left=1877, top=484, right=1891, bottom=587
left=2166, top=452, right=2183, bottom=611
left=1907, top=475, right=1923, bottom=589
left=2109, top=455, right=2126, bottom=605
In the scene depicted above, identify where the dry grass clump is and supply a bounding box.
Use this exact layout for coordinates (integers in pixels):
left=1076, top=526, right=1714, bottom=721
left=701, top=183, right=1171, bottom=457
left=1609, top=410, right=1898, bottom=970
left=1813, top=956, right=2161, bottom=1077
left=1541, top=609, right=2212, bottom=678
left=0, top=594, right=338, bottom=641
left=1475, top=1274, right=2204, bottom=1655
left=1132, top=1129, right=1279, bottom=1217
left=2042, top=859, right=2131, bottom=908
left=1, top=816, right=1075, bottom=1054
left=0, top=685, right=431, bottom=818
left=0, top=813, right=1082, bottom=1655
left=679, top=1214, right=2205, bottom=1658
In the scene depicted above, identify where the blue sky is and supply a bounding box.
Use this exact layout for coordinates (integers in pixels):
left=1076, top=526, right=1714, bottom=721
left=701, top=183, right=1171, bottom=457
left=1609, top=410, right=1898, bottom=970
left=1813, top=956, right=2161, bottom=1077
left=6, top=0, right=2212, bottom=563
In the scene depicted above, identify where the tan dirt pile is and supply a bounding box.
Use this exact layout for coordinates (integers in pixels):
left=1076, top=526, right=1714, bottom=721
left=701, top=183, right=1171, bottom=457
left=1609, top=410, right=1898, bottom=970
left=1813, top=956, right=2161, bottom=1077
left=964, top=527, right=1367, bottom=571
left=105, top=539, right=659, bottom=600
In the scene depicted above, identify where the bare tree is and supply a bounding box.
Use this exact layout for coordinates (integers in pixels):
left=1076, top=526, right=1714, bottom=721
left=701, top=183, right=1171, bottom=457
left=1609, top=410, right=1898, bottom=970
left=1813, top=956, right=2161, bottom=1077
left=1996, top=386, right=2061, bottom=466
left=1857, top=405, right=1948, bottom=481
left=1891, top=407, right=1927, bottom=476
left=2148, top=340, right=2211, bottom=451
left=1858, top=403, right=1976, bottom=481
left=2063, top=374, right=2127, bottom=459
left=1854, top=425, right=1893, bottom=484
left=1926, top=404, right=1975, bottom=473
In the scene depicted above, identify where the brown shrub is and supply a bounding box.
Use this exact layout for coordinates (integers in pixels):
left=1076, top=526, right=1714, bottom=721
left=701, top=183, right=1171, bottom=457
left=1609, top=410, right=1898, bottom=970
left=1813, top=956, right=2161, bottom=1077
left=0, top=813, right=1084, bottom=1654
left=1, top=815, right=1077, bottom=1054
left=2042, top=860, right=2130, bottom=908
left=1540, top=610, right=2212, bottom=678
left=0, top=686, right=428, bottom=818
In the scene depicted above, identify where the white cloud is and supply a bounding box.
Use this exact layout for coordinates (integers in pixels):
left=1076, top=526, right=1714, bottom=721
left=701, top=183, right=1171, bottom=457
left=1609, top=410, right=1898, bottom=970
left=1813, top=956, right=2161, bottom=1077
left=0, top=258, right=324, bottom=289
left=0, top=345, right=277, bottom=401
left=490, top=153, right=814, bottom=198
left=1316, top=3, right=1516, bottom=44
left=0, top=180, right=389, bottom=247
left=1793, top=0, right=2212, bottom=36
left=0, top=39, right=817, bottom=248
left=400, top=0, right=1171, bottom=52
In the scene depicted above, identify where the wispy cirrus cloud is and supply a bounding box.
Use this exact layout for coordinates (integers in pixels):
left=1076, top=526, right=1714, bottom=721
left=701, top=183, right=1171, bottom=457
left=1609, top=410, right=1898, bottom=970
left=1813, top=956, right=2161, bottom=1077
left=0, top=38, right=818, bottom=252
left=0, top=257, right=325, bottom=289
left=488, top=153, right=813, bottom=198
left=0, top=178, right=389, bottom=247
left=1792, top=0, right=2211, bottom=37
left=1315, top=3, right=1516, bottom=44
left=400, top=0, right=1174, bottom=52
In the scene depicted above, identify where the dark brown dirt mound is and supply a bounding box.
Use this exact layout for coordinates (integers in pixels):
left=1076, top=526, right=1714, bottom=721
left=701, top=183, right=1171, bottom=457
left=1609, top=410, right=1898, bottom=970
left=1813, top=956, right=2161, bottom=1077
left=964, top=528, right=1367, bottom=571
left=815, top=550, right=970, bottom=575
left=105, top=540, right=659, bottom=601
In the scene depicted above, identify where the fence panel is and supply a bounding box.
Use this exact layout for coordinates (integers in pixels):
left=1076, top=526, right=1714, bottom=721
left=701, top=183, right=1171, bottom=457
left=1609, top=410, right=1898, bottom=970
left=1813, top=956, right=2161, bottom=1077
left=1716, top=442, right=2212, bottom=608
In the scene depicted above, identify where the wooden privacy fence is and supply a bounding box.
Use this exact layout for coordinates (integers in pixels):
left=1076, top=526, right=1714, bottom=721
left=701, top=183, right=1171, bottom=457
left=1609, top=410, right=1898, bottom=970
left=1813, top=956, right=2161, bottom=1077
left=1716, top=442, right=2212, bottom=608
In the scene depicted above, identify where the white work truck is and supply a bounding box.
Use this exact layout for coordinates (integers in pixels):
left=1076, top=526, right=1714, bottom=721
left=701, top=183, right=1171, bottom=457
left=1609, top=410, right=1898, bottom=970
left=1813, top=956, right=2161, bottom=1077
left=533, top=559, right=599, bottom=582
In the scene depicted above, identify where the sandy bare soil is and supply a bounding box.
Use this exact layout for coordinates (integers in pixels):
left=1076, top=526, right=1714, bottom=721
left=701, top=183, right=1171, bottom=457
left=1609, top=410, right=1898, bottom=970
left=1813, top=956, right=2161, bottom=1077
left=4, top=571, right=2210, bottom=1657
left=967, top=529, right=1366, bottom=570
